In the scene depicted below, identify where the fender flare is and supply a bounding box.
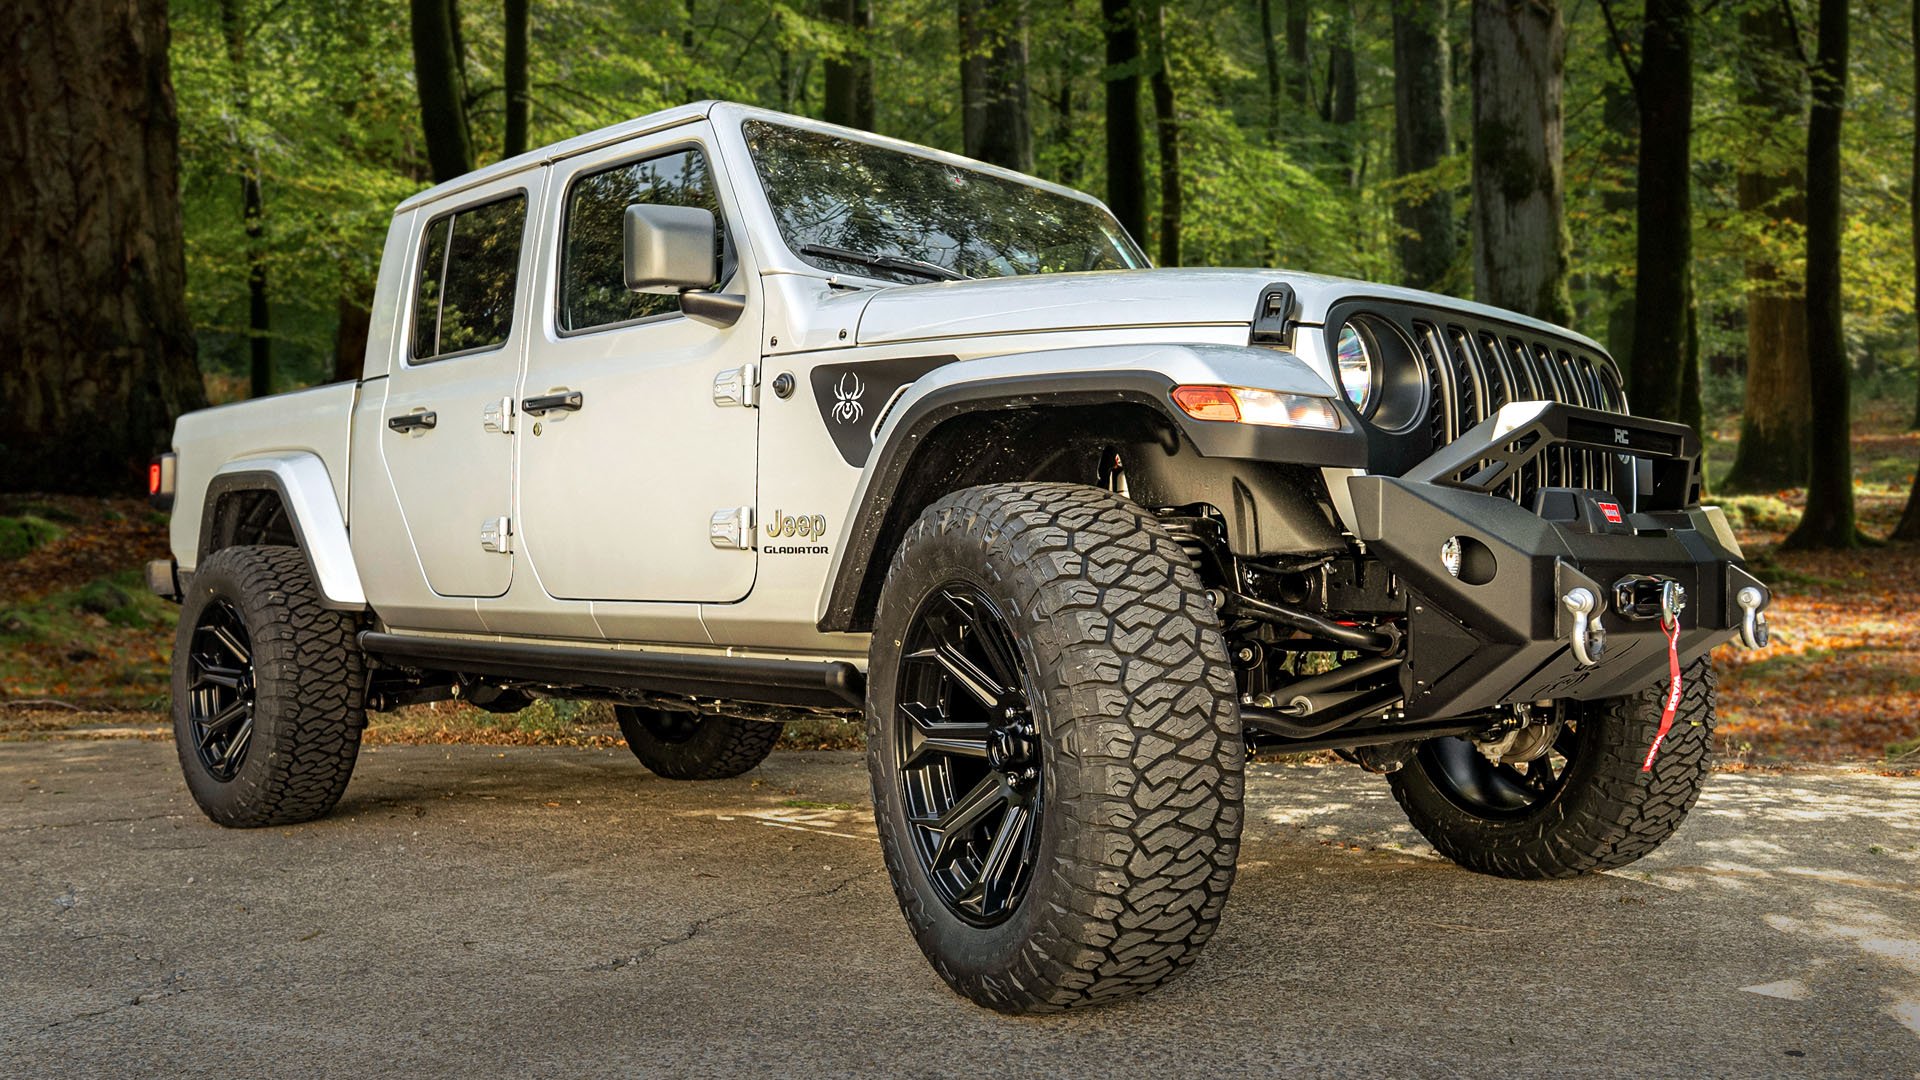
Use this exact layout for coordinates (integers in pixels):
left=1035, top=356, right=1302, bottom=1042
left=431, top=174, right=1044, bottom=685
left=199, top=452, right=367, bottom=610
left=815, top=342, right=1369, bottom=632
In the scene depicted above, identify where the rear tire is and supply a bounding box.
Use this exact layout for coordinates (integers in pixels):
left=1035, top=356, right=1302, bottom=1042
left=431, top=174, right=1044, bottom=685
left=867, top=483, right=1242, bottom=1014
left=1388, top=658, right=1716, bottom=879
left=615, top=706, right=780, bottom=780
left=170, top=545, right=367, bottom=828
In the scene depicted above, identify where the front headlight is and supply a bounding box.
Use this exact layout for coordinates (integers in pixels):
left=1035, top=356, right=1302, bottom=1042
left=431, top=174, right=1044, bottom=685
left=1335, top=322, right=1375, bottom=414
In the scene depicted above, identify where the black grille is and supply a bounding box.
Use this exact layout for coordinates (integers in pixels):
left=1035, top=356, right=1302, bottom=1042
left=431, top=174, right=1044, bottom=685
left=1407, top=316, right=1629, bottom=507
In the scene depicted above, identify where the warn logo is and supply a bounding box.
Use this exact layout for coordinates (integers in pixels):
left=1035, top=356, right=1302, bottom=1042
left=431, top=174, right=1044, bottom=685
left=1598, top=501, right=1624, bottom=525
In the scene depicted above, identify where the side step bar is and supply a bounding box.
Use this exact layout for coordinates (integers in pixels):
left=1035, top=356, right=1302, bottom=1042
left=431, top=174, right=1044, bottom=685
left=358, top=632, right=866, bottom=710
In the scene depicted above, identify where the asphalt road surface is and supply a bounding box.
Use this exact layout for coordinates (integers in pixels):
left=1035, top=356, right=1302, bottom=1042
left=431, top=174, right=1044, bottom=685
left=4, top=739, right=1918, bottom=1078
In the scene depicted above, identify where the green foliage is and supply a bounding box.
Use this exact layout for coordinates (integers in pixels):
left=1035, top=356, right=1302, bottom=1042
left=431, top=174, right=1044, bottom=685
left=169, top=0, right=1917, bottom=395
left=0, top=515, right=64, bottom=560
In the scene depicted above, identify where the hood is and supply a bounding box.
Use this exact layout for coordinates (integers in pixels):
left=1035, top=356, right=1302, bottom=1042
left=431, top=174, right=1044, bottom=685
left=850, top=267, right=1604, bottom=352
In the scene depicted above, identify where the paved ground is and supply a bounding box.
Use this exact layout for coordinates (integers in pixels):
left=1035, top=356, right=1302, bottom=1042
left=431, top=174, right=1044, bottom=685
left=3, top=741, right=1918, bottom=1079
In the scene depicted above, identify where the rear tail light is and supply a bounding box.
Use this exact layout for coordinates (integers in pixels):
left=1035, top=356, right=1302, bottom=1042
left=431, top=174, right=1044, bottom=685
left=149, top=453, right=176, bottom=511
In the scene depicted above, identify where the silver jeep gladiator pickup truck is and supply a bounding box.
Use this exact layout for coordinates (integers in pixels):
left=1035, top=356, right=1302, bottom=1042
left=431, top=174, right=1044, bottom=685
left=149, top=100, right=1772, bottom=1013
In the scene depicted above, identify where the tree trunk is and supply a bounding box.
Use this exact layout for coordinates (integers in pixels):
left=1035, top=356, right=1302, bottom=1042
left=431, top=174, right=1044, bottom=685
left=960, top=0, right=1034, bottom=171
left=1783, top=0, right=1856, bottom=549
left=1914, top=0, right=1920, bottom=433
left=1150, top=1, right=1180, bottom=265
left=1260, top=0, right=1282, bottom=144
left=0, top=0, right=205, bottom=494
left=504, top=0, right=529, bottom=158
left=1721, top=1, right=1810, bottom=492
left=1391, top=0, right=1453, bottom=290
left=218, top=0, right=271, bottom=399
left=1102, top=0, right=1147, bottom=244
left=822, top=0, right=875, bottom=131
left=1625, top=0, right=1694, bottom=423
left=1054, top=78, right=1077, bottom=186
left=1469, top=0, right=1571, bottom=325
left=1896, top=467, right=1920, bottom=541
left=1324, top=0, right=1358, bottom=183
left=1602, top=81, right=1635, bottom=371
left=410, top=0, right=474, bottom=182
left=1284, top=0, right=1310, bottom=108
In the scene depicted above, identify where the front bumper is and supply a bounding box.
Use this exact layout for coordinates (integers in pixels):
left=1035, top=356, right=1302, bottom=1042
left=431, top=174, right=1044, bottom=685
left=1348, top=403, right=1771, bottom=721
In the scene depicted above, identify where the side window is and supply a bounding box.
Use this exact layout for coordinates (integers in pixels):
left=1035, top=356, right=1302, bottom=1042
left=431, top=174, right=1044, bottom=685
left=410, top=193, right=528, bottom=362
left=559, top=148, right=726, bottom=333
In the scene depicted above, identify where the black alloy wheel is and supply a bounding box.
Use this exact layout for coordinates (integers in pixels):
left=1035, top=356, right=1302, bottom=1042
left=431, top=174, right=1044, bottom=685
left=892, top=583, right=1043, bottom=927
left=1417, top=718, right=1579, bottom=819
left=185, top=599, right=257, bottom=782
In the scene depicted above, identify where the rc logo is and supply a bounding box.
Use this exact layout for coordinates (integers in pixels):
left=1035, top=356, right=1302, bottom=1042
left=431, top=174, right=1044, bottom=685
left=1614, top=427, right=1631, bottom=446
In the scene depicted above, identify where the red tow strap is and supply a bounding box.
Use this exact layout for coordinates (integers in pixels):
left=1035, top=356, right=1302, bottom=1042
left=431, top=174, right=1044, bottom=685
left=1641, top=613, right=1684, bottom=772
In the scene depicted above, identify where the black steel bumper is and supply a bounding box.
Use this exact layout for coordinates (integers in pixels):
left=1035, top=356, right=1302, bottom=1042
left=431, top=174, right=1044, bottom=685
left=1348, top=403, right=1772, bottom=721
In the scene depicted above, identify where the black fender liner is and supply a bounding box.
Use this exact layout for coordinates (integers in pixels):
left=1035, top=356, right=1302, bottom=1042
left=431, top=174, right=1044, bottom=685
left=817, top=370, right=1369, bottom=633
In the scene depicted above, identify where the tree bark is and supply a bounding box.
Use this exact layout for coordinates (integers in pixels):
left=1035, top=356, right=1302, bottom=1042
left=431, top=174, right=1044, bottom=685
left=1470, top=0, right=1572, bottom=325
left=1602, top=81, right=1635, bottom=373
left=822, top=0, right=875, bottom=131
left=1721, top=1, right=1811, bottom=492
left=1284, top=0, right=1310, bottom=108
left=1260, top=0, right=1282, bottom=143
left=1626, top=0, right=1694, bottom=423
left=218, top=0, right=271, bottom=399
left=1391, top=0, right=1453, bottom=290
left=1783, top=0, right=1856, bottom=549
left=960, top=0, right=1034, bottom=171
left=1102, top=0, right=1147, bottom=244
left=332, top=289, right=372, bottom=384
left=0, top=0, right=205, bottom=494
left=1150, top=1, right=1180, bottom=265
left=1324, top=0, right=1358, bottom=183
left=504, top=0, right=529, bottom=158
left=410, top=0, right=474, bottom=182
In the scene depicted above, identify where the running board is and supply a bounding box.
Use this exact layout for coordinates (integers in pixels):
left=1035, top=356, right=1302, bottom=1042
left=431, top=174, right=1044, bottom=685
left=357, top=632, right=866, bottom=710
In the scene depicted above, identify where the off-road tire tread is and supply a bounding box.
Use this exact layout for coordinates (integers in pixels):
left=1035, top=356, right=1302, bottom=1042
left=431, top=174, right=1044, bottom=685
left=869, top=482, right=1242, bottom=1014
left=1388, top=658, right=1716, bottom=879
left=171, top=545, right=366, bottom=828
left=615, top=707, right=781, bottom=780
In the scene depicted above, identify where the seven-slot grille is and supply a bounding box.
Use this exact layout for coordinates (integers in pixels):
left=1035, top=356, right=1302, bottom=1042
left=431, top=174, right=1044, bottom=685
left=1409, top=316, right=1629, bottom=507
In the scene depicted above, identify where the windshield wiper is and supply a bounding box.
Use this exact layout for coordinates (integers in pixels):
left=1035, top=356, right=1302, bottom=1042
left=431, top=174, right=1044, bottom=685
left=799, top=243, right=971, bottom=283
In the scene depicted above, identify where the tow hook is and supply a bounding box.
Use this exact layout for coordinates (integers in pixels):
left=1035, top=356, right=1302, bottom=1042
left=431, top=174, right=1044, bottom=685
left=1562, top=588, right=1605, bottom=667
left=1734, top=586, right=1771, bottom=650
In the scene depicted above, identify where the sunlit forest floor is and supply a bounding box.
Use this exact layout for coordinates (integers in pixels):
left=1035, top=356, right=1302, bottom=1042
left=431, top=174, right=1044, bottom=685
left=3, top=397, right=1917, bottom=766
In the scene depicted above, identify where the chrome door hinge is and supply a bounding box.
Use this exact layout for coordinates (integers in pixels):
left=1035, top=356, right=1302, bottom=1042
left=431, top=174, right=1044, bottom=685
left=481, top=396, right=514, bottom=434
left=480, top=515, right=513, bottom=554
left=709, top=506, right=755, bottom=550
left=712, top=363, right=760, bottom=408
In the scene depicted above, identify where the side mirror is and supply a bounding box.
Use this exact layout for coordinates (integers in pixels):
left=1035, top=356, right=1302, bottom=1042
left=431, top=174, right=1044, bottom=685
left=621, top=204, right=745, bottom=328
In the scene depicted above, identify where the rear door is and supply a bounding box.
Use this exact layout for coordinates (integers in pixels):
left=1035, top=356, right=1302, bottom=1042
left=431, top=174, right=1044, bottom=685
left=516, top=129, right=761, bottom=603
left=378, top=171, right=544, bottom=598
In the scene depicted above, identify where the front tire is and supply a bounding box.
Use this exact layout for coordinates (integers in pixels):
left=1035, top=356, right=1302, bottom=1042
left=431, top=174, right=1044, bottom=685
left=867, top=483, right=1243, bottom=1014
left=1388, top=658, right=1716, bottom=878
left=170, top=546, right=367, bottom=828
left=615, top=706, right=780, bottom=780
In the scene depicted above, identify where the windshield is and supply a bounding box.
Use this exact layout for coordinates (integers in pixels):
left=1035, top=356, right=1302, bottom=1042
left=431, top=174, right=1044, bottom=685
left=742, top=120, right=1146, bottom=285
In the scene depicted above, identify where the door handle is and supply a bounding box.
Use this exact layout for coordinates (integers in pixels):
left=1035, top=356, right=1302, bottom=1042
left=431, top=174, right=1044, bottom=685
left=522, top=390, right=583, bottom=416
left=387, top=410, right=437, bottom=432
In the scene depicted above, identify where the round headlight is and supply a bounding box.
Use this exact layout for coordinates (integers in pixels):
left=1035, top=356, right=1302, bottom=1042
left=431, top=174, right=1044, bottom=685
left=1335, top=323, right=1374, bottom=413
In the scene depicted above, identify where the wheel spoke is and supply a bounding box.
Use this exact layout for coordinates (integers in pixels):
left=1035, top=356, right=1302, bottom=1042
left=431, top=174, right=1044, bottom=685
left=196, top=699, right=250, bottom=745
left=208, top=623, right=250, bottom=665
left=907, top=642, right=1005, bottom=711
left=195, top=664, right=246, bottom=691
left=900, top=701, right=991, bottom=765
left=959, top=801, right=1032, bottom=916
left=915, top=773, right=1009, bottom=870
left=218, top=717, right=254, bottom=771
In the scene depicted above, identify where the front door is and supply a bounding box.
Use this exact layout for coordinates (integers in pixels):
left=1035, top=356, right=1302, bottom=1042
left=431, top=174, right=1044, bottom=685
left=516, top=130, right=761, bottom=603
left=379, top=171, right=544, bottom=598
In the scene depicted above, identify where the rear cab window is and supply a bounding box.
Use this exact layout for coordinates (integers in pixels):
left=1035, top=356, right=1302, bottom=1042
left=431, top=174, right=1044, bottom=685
left=410, top=193, right=529, bottom=362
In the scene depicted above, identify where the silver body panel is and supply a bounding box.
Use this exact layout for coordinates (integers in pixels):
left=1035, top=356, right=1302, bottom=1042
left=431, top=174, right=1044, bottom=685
left=166, top=101, right=1606, bottom=670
